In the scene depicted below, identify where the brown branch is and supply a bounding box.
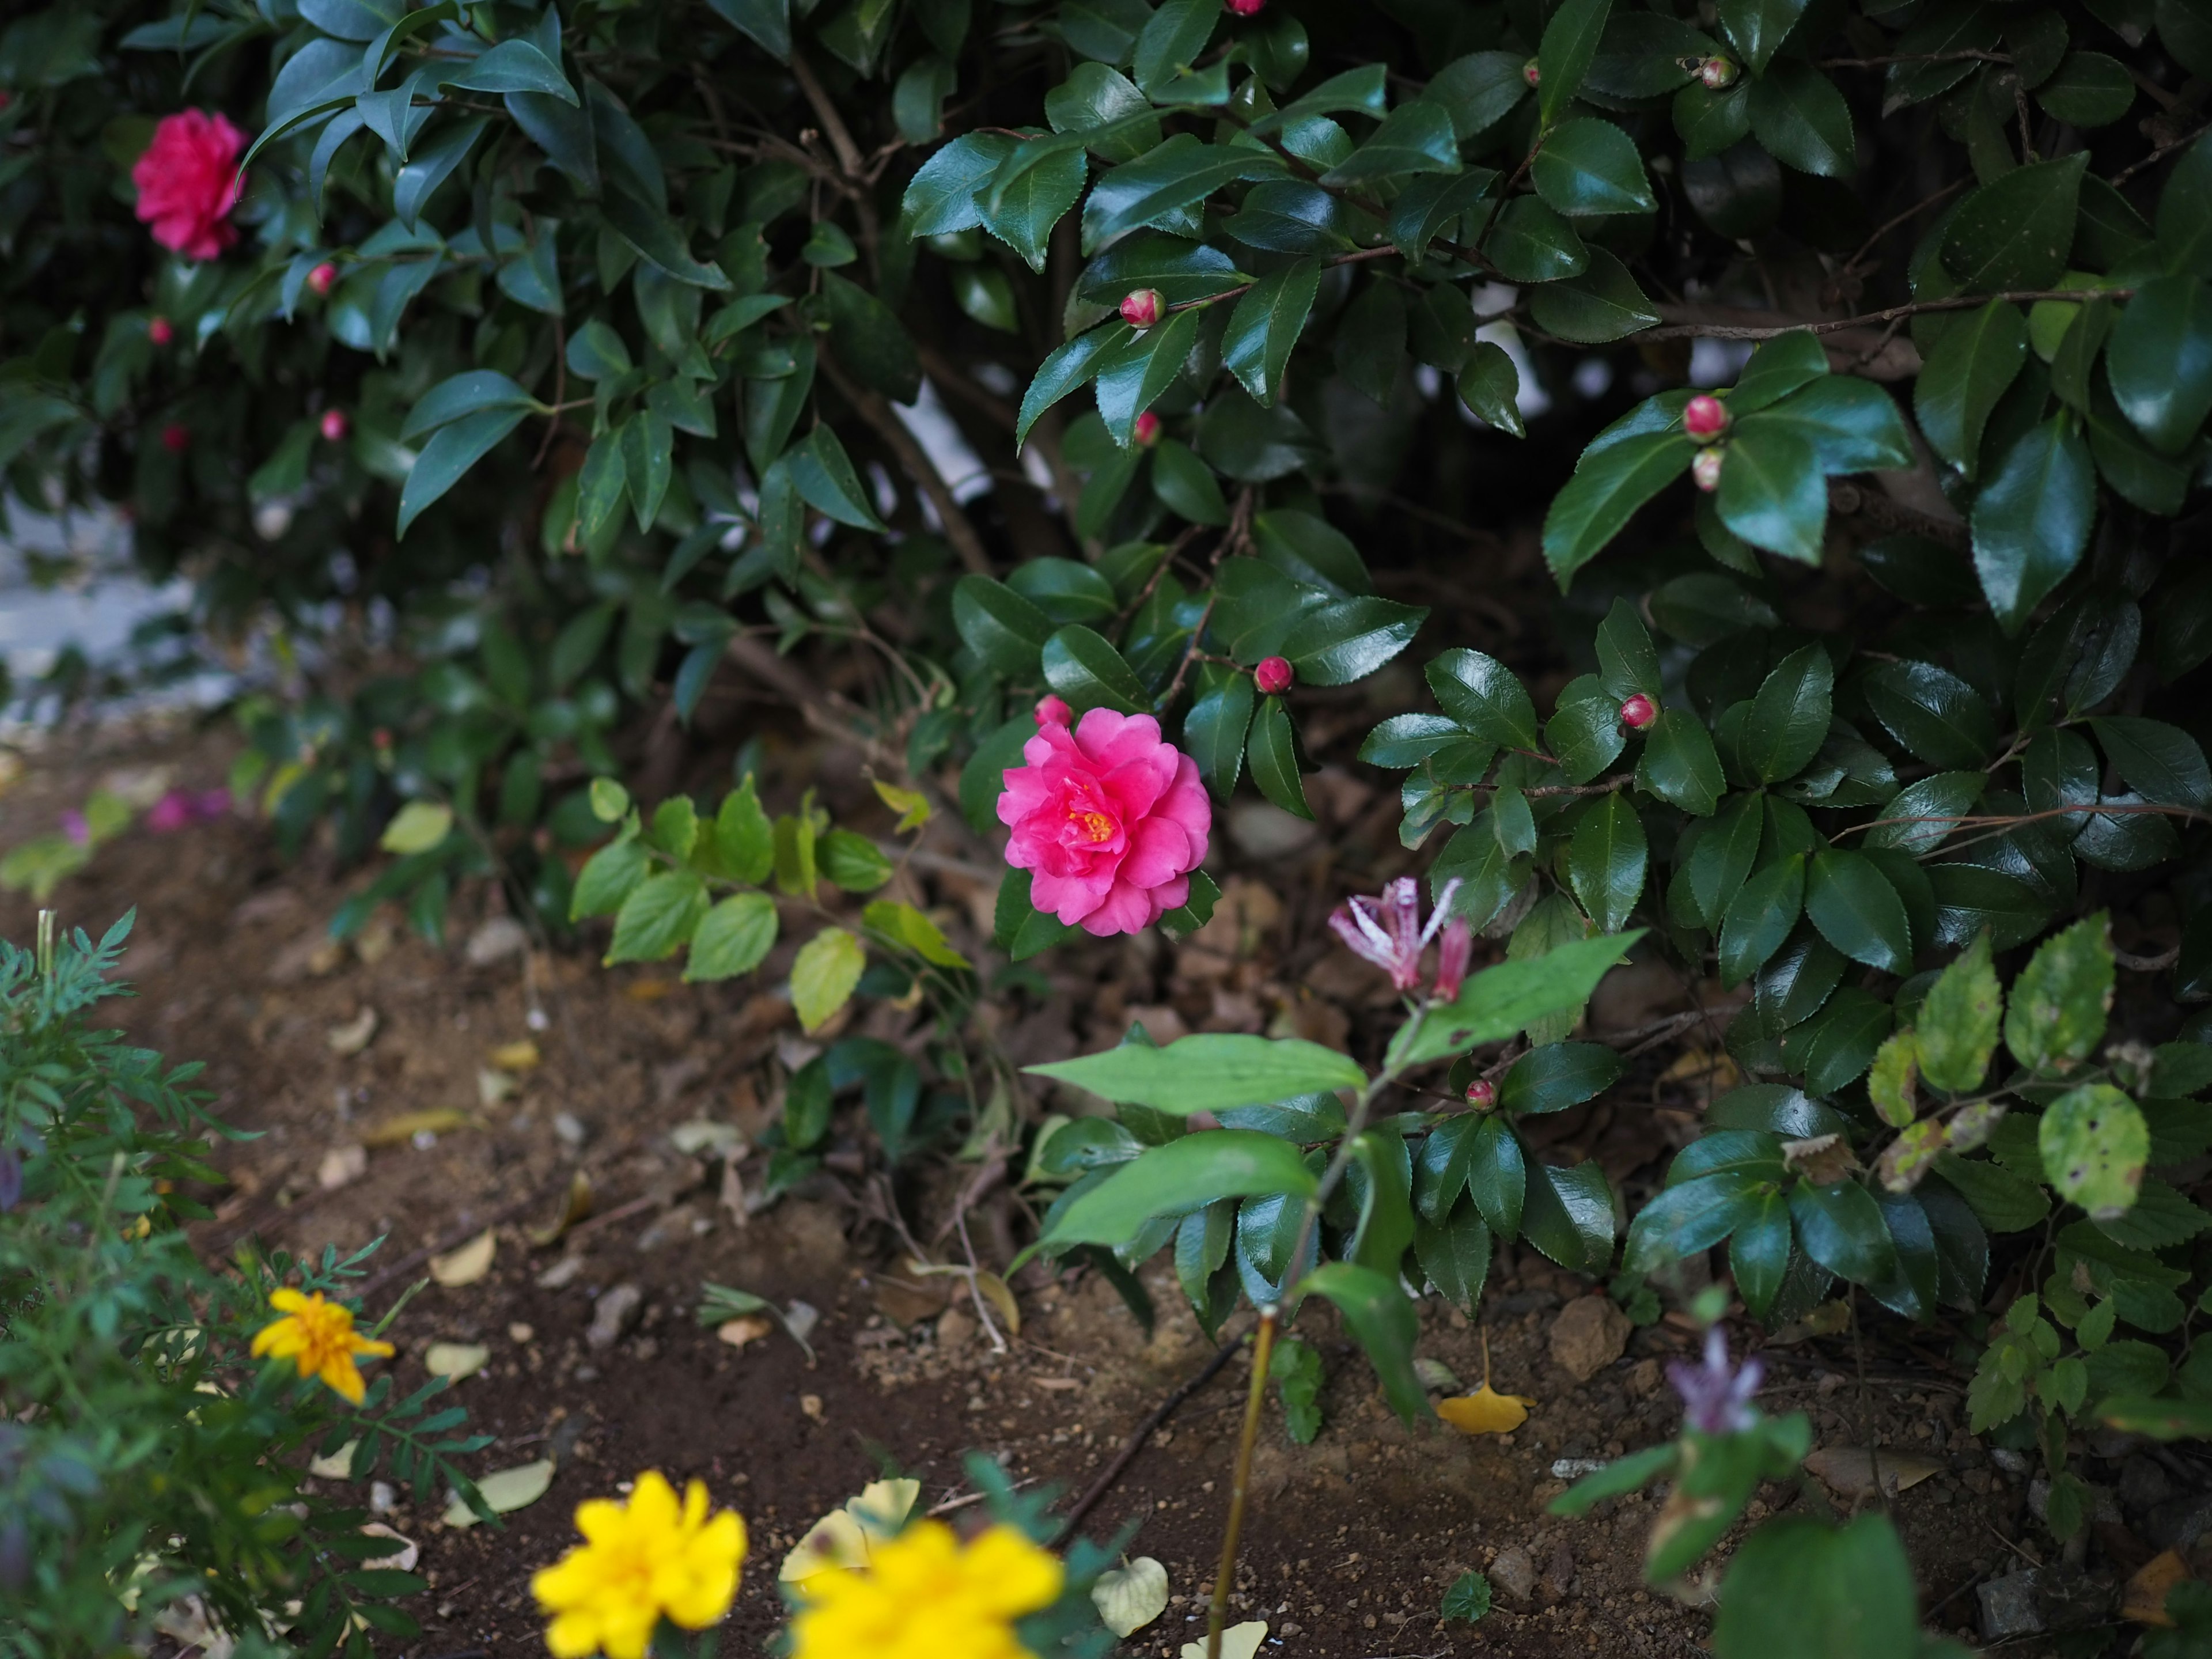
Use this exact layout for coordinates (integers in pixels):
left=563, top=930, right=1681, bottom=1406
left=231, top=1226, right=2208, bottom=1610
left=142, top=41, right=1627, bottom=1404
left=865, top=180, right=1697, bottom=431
left=1049, top=1329, right=1247, bottom=1546
left=1637, top=287, right=2136, bottom=343
left=1835, top=800, right=2212, bottom=841
left=817, top=348, right=994, bottom=575
left=1820, top=49, right=2009, bottom=68
left=2115, top=119, right=2212, bottom=185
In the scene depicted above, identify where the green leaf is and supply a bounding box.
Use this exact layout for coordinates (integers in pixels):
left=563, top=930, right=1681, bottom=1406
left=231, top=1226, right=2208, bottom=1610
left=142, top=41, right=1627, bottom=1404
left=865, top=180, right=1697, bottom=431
left=380, top=800, right=453, bottom=854
left=2005, top=912, right=2113, bottom=1074
left=1017, top=325, right=1126, bottom=450
left=1082, top=137, right=1285, bottom=251
left=1541, top=430, right=1693, bottom=585
left=1711, top=1515, right=1922, bottom=1659
left=863, top=899, right=970, bottom=970
left=1043, top=1131, right=1320, bottom=1248
left=980, top=145, right=1086, bottom=273
left=601, top=184, right=733, bottom=291
left=1320, top=99, right=1463, bottom=185
left=1458, top=342, right=1525, bottom=438
left=1676, top=792, right=1763, bottom=928
left=605, top=870, right=709, bottom=965
left=1943, top=153, right=2087, bottom=293
left=1281, top=596, right=1426, bottom=685
left=1531, top=119, right=1654, bottom=217
left=622, top=408, right=673, bottom=531
left=2107, top=274, right=2212, bottom=456
left=1503, top=1043, right=1624, bottom=1113
left=1184, top=662, right=1256, bottom=798
left=953, top=575, right=1055, bottom=677
left=2092, top=716, right=2212, bottom=809
left=1465, top=1116, right=1527, bottom=1238
left=1527, top=248, right=1660, bottom=345
left=401, top=369, right=533, bottom=441
left=1625, top=1171, right=1762, bottom=1271
left=570, top=836, right=647, bottom=919
left=703, top=0, right=789, bottom=58
left=1789, top=1178, right=1897, bottom=1283
left=1333, top=282, right=1407, bottom=404
left=1042, top=624, right=1150, bottom=715
left=2157, top=131, right=2212, bottom=278
left=1222, top=260, right=1320, bottom=406
left=1247, top=694, right=1312, bottom=820
left=1547, top=675, right=1627, bottom=784
left=2040, top=1083, right=2148, bottom=1219
left=1862, top=660, right=1998, bottom=769
left=397, top=407, right=527, bottom=536
left=1804, top=990, right=1893, bottom=1096
left=1747, top=61, right=1853, bottom=176
left=1132, top=0, right=1217, bottom=97
left=791, top=926, right=866, bottom=1033
left=1747, top=377, right=1913, bottom=474
left=1719, top=854, right=1804, bottom=986
left=1917, top=931, right=2001, bottom=1092
left=1301, top=1262, right=1433, bottom=1425
left=1637, top=709, right=1724, bottom=815
left=1537, top=0, right=1613, bottom=127
left=1027, top=1033, right=1364, bottom=1112
left=1971, top=416, right=2095, bottom=634
left=1741, top=643, right=1833, bottom=783
left=440, top=37, right=575, bottom=102
left=1397, top=931, right=1640, bottom=1066
left=1731, top=1191, right=1791, bottom=1313
left=1440, top=1569, right=1495, bottom=1624
left=1805, top=849, right=1913, bottom=974
left=820, top=272, right=922, bottom=402
left=1484, top=196, right=1590, bottom=283
left=2035, top=51, right=2136, bottom=126
left=685, top=892, right=779, bottom=981
left=1567, top=793, right=1646, bottom=933
left=786, top=426, right=887, bottom=531
left=1915, top=299, right=2029, bottom=476
left=1520, top=1158, right=1616, bottom=1274
left=1095, top=307, right=1203, bottom=445
left=1715, top=422, right=1825, bottom=563
left=1717, top=0, right=1810, bottom=74
left=1427, top=649, right=1539, bottom=748
left=820, top=829, right=893, bottom=893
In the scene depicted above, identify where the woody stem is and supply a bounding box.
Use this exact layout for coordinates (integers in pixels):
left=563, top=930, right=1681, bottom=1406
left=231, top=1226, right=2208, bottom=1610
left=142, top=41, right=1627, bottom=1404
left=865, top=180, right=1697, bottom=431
left=1206, top=1305, right=1279, bottom=1659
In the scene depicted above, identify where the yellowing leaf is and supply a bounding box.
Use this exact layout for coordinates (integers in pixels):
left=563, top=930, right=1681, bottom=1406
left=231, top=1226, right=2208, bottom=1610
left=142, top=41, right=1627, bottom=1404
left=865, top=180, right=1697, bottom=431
left=1093, top=1556, right=1169, bottom=1637
left=443, top=1459, right=554, bottom=1528
left=359, top=1108, right=473, bottom=1148
left=872, top=777, right=931, bottom=833
left=791, top=926, right=865, bottom=1033
left=380, top=800, right=454, bottom=854
left=863, top=899, right=971, bottom=969
left=781, top=1509, right=869, bottom=1582
left=1438, top=1383, right=1534, bottom=1435
left=429, top=1228, right=497, bottom=1287
left=847, top=1478, right=919, bottom=1534
left=1182, top=1621, right=1267, bottom=1659
left=489, top=1039, right=541, bottom=1071
left=424, top=1342, right=491, bottom=1380
left=308, top=1440, right=358, bottom=1479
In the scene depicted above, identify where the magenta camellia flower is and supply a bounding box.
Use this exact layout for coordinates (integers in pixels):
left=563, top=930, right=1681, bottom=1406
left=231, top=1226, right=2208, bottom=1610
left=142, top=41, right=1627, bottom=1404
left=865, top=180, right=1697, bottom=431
left=132, top=110, right=248, bottom=261
left=1670, top=1327, right=1763, bottom=1434
left=998, top=707, right=1212, bottom=936
left=1330, top=876, right=1471, bottom=997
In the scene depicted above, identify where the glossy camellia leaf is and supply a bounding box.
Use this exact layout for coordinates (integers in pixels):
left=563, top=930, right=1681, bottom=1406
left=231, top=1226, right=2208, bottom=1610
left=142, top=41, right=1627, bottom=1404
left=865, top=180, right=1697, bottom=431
left=1222, top=260, right=1320, bottom=407
left=1541, top=430, right=1694, bottom=584
left=1862, top=660, right=1998, bottom=769
left=1741, top=643, right=1832, bottom=784
left=1536, top=0, right=1613, bottom=128
left=1484, top=196, right=1590, bottom=283
left=1302, top=1262, right=1433, bottom=1425
left=1915, top=298, right=2028, bottom=476
left=1527, top=249, right=1661, bottom=345
left=1520, top=1158, right=1617, bottom=1274
left=2105, top=274, right=2212, bottom=457
left=1502, top=1043, right=1624, bottom=1113
left=1677, top=791, right=1763, bottom=928
left=1719, top=853, right=1805, bottom=986
left=1247, top=694, right=1313, bottom=819
left=1747, top=60, right=1853, bottom=176
left=1321, top=99, right=1462, bottom=185
left=1711, top=1515, right=1924, bottom=1659
left=1942, top=153, right=2087, bottom=294
left=1016, top=324, right=1127, bottom=449
left=1624, top=1169, right=1764, bottom=1270
left=1741, top=377, right=1912, bottom=474
left=1042, top=624, right=1149, bottom=714
left=1715, top=422, right=1825, bottom=562
left=1866, top=771, right=1985, bottom=855
left=1531, top=119, right=1654, bottom=217
left=1458, top=342, right=1525, bottom=437
left=1637, top=709, right=1724, bottom=814
left=1427, top=650, right=1540, bottom=749
left=1044, top=1131, right=1320, bottom=1249
left=1184, top=662, right=1255, bottom=798
left=2090, top=716, right=2212, bottom=809
left=785, top=425, right=887, bottom=531
left=1971, top=415, right=2095, bottom=634
left=1789, top=1177, right=1897, bottom=1283
left=1805, top=849, right=1912, bottom=972
left=1567, top=793, right=1646, bottom=933
left=1717, top=0, right=1810, bottom=75
left=2039, top=1083, right=2148, bottom=1219
left=397, top=406, right=528, bottom=536
left=1546, top=675, right=1627, bottom=783
left=1094, top=307, right=1203, bottom=445
left=1282, top=596, right=1426, bottom=685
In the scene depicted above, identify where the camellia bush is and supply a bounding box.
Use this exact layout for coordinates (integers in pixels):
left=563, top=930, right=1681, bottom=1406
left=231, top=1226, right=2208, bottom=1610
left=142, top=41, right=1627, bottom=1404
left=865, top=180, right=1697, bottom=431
left=6, top=0, right=2212, bottom=1649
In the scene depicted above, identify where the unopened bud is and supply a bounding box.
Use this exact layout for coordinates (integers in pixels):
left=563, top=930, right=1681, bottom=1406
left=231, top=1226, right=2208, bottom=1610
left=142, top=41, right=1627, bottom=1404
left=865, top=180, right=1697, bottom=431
left=307, top=261, right=339, bottom=296
left=1035, top=694, right=1073, bottom=728
left=1692, top=445, right=1724, bottom=493
left=1620, top=693, right=1658, bottom=730
left=1683, top=393, right=1729, bottom=440
left=1226, top=0, right=1266, bottom=13
left=1120, top=289, right=1164, bottom=328
left=1465, top=1078, right=1497, bottom=1109
left=160, top=423, right=190, bottom=453
left=1134, top=410, right=1162, bottom=446
left=1522, top=58, right=1541, bottom=86
left=1254, top=656, right=1293, bottom=696
left=320, top=408, right=350, bottom=442
left=148, top=315, right=173, bottom=346
left=1700, top=56, right=1738, bottom=89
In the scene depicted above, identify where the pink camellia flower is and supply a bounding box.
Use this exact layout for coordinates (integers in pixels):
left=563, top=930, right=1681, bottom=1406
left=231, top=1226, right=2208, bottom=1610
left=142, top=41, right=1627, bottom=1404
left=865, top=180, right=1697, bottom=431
left=1226, top=0, right=1266, bottom=14
left=998, top=708, right=1212, bottom=937
left=1330, top=876, right=1471, bottom=997
left=131, top=109, right=248, bottom=261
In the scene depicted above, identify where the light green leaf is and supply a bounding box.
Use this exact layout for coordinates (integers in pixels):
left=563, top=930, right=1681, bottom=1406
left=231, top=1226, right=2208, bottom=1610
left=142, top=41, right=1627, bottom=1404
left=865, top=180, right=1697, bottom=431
left=379, top=800, right=453, bottom=854
left=1395, top=930, right=1641, bottom=1066
left=2040, top=1082, right=2147, bottom=1219
left=1028, top=1034, right=1362, bottom=1112
left=791, top=926, right=865, bottom=1032
left=685, top=892, right=779, bottom=981
left=2005, top=912, right=2113, bottom=1074
left=606, top=870, right=709, bottom=965
left=1916, top=932, right=2001, bottom=1093
left=1043, top=1131, right=1320, bottom=1247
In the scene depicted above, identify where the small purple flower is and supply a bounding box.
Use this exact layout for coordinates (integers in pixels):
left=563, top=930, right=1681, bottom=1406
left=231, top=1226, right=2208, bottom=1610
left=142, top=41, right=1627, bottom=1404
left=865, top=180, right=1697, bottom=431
left=1329, top=876, right=1465, bottom=995
left=59, top=809, right=89, bottom=846
left=1669, top=1327, right=1763, bottom=1434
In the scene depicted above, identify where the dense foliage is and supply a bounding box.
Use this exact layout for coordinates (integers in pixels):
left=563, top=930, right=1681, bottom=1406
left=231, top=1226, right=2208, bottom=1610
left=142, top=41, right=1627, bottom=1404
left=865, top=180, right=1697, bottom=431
left=6, top=0, right=2212, bottom=1645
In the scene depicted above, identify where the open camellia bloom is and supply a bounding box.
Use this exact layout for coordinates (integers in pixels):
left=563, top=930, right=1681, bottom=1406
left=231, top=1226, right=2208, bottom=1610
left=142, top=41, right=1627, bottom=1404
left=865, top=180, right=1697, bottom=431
left=131, top=109, right=247, bottom=260
left=532, top=1471, right=748, bottom=1659
left=998, top=703, right=1210, bottom=937
left=249, top=1288, right=394, bottom=1406
left=787, top=1519, right=1062, bottom=1659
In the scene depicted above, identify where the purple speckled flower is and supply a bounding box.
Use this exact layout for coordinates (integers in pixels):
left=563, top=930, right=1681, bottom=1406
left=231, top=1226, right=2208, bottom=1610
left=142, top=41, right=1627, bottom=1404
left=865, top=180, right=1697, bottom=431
left=59, top=809, right=90, bottom=846
left=1669, top=1327, right=1763, bottom=1434
left=1329, top=876, right=1466, bottom=995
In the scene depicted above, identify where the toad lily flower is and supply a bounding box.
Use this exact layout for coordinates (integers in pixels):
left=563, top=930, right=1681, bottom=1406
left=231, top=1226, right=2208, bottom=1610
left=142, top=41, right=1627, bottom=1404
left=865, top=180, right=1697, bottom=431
left=1328, top=876, right=1472, bottom=999
left=1669, top=1327, right=1764, bottom=1434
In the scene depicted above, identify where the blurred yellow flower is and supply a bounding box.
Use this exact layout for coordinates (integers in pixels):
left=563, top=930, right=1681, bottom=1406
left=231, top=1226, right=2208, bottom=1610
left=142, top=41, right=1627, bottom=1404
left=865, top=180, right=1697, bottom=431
left=789, top=1519, right=1062, bottom=1659
left=532, top=1471, right=747, bottom=1659
left=249, top=1289, right=393, bottom=1406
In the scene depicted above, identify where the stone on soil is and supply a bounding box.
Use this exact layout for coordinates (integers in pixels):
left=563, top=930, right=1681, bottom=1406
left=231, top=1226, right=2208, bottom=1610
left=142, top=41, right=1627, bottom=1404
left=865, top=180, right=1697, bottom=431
left=1548, top=1294, right=1631, bottom=1382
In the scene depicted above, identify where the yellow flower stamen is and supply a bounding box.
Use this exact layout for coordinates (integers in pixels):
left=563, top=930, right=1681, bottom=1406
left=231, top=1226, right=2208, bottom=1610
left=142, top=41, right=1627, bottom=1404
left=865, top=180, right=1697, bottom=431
left=249, top=1289, right=394, bottom=1406
left=1070, top=808, right=1113, bottom=842
left=532, top=1471, right=747, bottom=1659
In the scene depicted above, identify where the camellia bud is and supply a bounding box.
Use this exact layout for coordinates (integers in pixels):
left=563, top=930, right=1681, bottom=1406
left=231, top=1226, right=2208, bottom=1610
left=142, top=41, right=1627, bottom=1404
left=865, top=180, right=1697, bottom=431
left=161, top=422, right=190, bottom=453
left=1254, top=656, right=1293, bottom=696
left=1120, top=289, right=1164, bottom=328
left=1700, top=56, right=1738, bottom=89
left=1620, top=692, right=1658, bottom=730
left=307, top=261, right=339, bottom=297
left=1683, top=393, right=1729, bottom=440
left=1035, top=694, right=1074, bottom=728
left=1134, top=410, right=1162, bottom=446
left=148, top=315, right=173, bottom=346
left=1226, top=0, right=1266, bottom=13
left=1465, top=1078, right=1497, bottom=1109
left=371, top=727, right=393, bottom=750
left=1692, top=445, right=1725, bottom=493
left=1522, top=57, right=1541, bottom=86
left=320, top=408, right=350, bottom=442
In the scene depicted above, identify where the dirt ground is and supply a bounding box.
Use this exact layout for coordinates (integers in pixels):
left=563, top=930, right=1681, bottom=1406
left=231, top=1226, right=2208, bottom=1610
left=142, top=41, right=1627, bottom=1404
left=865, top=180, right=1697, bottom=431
left=4, top=713, right=2072, bottom=1659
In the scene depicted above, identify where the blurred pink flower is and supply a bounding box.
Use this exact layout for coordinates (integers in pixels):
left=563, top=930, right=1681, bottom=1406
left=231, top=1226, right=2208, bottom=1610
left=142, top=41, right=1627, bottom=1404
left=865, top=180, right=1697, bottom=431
left=145, top=787, right=231, bottom=834
left=132, top=109, right=247, bottom=260
left=59, top=809, right=89, bottom=846
left=1330, top=876, right=1468, bottom=997
left=998, top=709, right=1211, bottom=937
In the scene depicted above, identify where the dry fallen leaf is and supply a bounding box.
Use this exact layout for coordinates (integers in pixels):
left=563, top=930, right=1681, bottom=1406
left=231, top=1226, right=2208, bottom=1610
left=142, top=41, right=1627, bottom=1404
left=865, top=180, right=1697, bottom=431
left=316, top=1145, right=367, bottom=1190
left=1781, top=1132, right=1861, bottom=1187
left=442, top=1459, right=554, bottom=1528
left=1415, top=1356, right=1465, bottom=1393
left=779, top=1478, right=922, bottom=1583
left=359, top=1523, right=417, bottom=1573
left=1181, top=1620, right=1267, bottom=1659
left=361, top=1108, right=473, bottom=1149
left=1092, top=1556, right=1169, bottom=1638
left=1770, top=1300, right=1853, bottom=1344
left=1440, top=1330, right=1536, bottom=1436
left=488, top=1039, right=541, bottom=1071
left=623, top=978, right=675, bottom=1002
left=527, top=1172, right=594, bottom=1247
left=1802, top=1447, right=1945, bottom=1499
left=327, top=1007, right=380, bottom=1056
left=423, top=1342, right=490, bottom=1381
left=717, top=1316, right=776, bottom=1349
left=477, top=1067, right=516, bottom=1108
left=2124, top=1549, right=2190, bottom=1626
left=671, top=1118, right=744, bottom=1158
left=429, top=1229, right=497, bottom=1287
left=308, top=1440, right=357, bottom=1480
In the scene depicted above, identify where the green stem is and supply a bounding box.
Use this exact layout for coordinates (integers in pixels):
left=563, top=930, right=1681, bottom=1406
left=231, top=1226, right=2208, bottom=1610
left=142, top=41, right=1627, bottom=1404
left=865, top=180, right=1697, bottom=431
left=1206, top=1305, right=1279, bottom=1659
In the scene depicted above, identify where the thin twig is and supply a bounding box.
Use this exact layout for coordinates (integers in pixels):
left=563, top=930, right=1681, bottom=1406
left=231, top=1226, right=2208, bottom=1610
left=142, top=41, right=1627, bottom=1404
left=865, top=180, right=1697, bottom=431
left=1638, top=287, right=2137, bottom=343
left=1050, top=1331, right=1247, bottom=1546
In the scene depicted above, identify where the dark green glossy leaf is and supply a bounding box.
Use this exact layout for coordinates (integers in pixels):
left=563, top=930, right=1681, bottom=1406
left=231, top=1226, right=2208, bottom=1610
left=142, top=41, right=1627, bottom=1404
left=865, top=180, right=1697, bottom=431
left=1862, top=660, right=1998, bottom=768
left=1222, top=260, right=1320, bottom=406
left=1805, top=849, right=1914, bottom=972
left=1943, top=153, right=2086, bottom=293
left=1742, top=643, right=1833, bottom=785
left=1715, top=422, right=1825, bottom=563
left=1527, top=248, right=1660, bottom=345
left=1971, top=415, right=2095, bottom=634
left=1531, top=119, right=1654, bottom=217
left=1915, top=298, right=2029, bottom=476
left=1248, top=694, right=1312, bottom=819
left=1747, top=60, right=1853, bottom=176
left=1043, top=624, right=1150, bottom=714
left=1567, top=792, right=1646, bottom=933
left=1720, top=853, right=1805, bottom=986
left=1542, top=430, right=1693, bottom=585
left=1638, top=709, right=1725, bottom=815
left=2107, top=274, right=2212, bottom=456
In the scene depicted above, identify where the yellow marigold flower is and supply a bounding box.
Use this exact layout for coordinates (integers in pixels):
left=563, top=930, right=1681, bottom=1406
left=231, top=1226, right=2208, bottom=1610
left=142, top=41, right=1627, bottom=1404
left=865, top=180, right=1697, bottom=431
left=789, top=1520, right=1062, bottom=1659
left=249, top=1289, right=393, bottom=1406
left=532, top=1471, right=748, bottom=1659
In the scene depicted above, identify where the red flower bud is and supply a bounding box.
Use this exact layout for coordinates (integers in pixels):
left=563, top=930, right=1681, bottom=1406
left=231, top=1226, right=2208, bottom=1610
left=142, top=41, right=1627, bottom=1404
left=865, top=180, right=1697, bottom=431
left=1226, top=0, right=1266, bottom=12
left=1692, top=445, right=1725, bottom=493
left=1465, top=1078, right=1497, bottom=1109
left=1120, top=289, right=1164, bottom=328
left=1683, top=394, right=1730, bottom=440
left=1620, top=693, right=1658, bottom=730
left=371, top=727, right=393, bottom=749
left=1035, top=694, right=1073, bottom=728
left=1134, top=410, right=1162, bottom=447
left=1254, top=656, right=1294, bottom=696
left=1700, top=56, right=1739, bottom=89
left=160, top=422, right=190, bottom=453
left=320, top=408, right=350, bottom=442
left=147, top=315, right=173, bottom=346
left=1522, top=58, right=1541, bottom=86
left=307, top=261, right=339, bottom=297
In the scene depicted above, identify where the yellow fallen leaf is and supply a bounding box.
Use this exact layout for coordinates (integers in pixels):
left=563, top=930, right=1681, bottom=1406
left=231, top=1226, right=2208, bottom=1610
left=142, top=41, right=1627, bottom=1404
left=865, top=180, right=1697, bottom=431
left=443, top=1459, right=554, bottom=1528
left=424, top=1342, right=490, bottom=1381
left=1181, top=1621, right=1266, bottom=1659
left=1439, top=1384, right=1535, bottom=1435
left=309, top=1440, right=358, bottom=1480
left=717, top=1316, right=775, bottom=1349
left=623, top=978, right=675, bottom=1002
left=327, top=1007, right=379, bottom=1056
left=847, top=1478, right=919, bottom=1533
left=779, top=1478, right=922, bottom=1584
left=361, top=1108, right=473, bottom=1149
left=2126, top=1550, right=2190, bottom=1626
left=488, top=1039, right=541, bottom=1071
left=527, top=1172, right=594, bottom=1247
left=429, top=1229, right=496, bottom=1287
